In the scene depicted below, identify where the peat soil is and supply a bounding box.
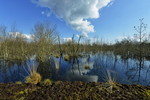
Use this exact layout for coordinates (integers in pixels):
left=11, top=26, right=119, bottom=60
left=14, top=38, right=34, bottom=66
left=0, top=81, right=150, bottom=100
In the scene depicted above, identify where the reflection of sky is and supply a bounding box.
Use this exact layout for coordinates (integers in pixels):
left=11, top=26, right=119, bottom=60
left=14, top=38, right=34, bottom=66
left=87, top=53, right=150, bottom=85
left=0, top=55, right=38, bottom=83
left=0, top=63, right=27, bottom=83
left=71, top=57, right=94, bottom=75
left=0, top=53, right=150, bottom=85
left=61, top=57, right=98, bottom=82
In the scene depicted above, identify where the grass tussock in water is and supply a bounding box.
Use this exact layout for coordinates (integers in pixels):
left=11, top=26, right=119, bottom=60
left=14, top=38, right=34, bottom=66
left=25, top=72, right=41, bottom=84
left=25, top=62, right=42, bottom=84
left=64, top=55, right=69, bottom=61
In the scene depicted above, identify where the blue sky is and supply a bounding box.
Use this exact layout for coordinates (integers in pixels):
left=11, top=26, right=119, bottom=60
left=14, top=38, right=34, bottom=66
left=0, top=0, right=150, bottom=42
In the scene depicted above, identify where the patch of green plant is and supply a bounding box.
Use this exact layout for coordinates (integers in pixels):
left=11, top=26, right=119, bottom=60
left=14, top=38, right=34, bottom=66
left=14, top=89, right=28, bottom=100
left=55, top=81, right=62, bottom=85
left=15, top=81, right=22, bottom=84
left=19, top=91, right=24, bottom=95
left=43, top=79, right=52, bottom=86
left=18, top=97, right=25, bottom=100
left=145, top=90, right=150, bottom=99
left=15, top=89, right=28, bottom=96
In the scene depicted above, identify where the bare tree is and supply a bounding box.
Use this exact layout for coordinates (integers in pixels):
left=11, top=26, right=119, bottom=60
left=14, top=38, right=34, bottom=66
left=134, top=18, right=148, bottom=43
left=0, top=25, right=8, bottom=60
left=31, top=21, right=57, bottom=62
left=134, top=18, right=148, bottom=68
left=0, top=25, right=7, bottom=41
left=32, top=21, right=56, bottom=43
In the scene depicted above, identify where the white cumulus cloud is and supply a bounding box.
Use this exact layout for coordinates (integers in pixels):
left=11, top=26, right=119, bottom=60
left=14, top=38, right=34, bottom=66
left=63, top=37, right=72, bottom=42
left=32, top=0, right=113, bottom=36
left=9, top=32, right=33, bottom=40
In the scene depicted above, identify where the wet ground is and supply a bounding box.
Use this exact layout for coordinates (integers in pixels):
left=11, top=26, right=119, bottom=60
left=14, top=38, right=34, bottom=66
left=0, top=81, right=150, bottom=100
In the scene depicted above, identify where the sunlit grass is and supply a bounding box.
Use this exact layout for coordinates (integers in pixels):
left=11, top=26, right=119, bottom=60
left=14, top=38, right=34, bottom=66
left=106, top=70, right=117, bottom=85
left=25, top=72, right=41, bottom=84
left=43, top=79, right=52, bottom=86
left=102, top=69, right=118, bottom=92
left=15, top=81, right=22, bottom=84
left=24, top=61, right=42, bottom=84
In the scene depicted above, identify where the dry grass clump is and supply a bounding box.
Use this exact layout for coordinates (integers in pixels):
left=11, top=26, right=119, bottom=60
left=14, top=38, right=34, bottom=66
left=24, top=61, right=42, bottom=84
left=64, top=55, right=69, bottom=61
left=25, top=72, right=41, bottom=84
left=102, top=69, right=118, bottom=93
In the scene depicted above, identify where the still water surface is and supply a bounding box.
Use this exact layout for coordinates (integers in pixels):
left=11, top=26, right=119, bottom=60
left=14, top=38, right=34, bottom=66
left=0, top=52, right=150, bottom=85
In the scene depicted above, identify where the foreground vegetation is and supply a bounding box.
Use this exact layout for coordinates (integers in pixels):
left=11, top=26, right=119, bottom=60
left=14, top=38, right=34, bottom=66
left=0, top=81, right=150, bottom=100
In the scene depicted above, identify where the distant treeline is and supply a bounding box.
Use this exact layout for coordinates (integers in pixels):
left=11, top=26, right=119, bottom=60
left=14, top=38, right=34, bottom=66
left=0, top=20, right=150, bottom=63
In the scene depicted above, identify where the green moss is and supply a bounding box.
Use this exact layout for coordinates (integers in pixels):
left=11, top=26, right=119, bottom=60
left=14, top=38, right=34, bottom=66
left=19, top=91, right=24, bottom=95
left=24, top=89, right=28, bottom=94
left=15, top=89, right=28, bottom=95
left=55, top=81, right=62, bottom=85
left=18, top=97, right=25, bottom=100
left=15, top=81, right=22, bottom=84
left=43, top=79, right=52, bottom=86
left=145, top=90, right=150, bottom=99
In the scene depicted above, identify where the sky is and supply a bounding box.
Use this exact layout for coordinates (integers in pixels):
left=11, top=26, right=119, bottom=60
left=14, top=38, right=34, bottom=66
left=0, top=0, right=150, bottom=43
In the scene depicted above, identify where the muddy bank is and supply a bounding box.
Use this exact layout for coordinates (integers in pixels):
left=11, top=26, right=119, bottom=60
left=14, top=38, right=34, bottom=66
left=0, top=81, right=150, bottom=100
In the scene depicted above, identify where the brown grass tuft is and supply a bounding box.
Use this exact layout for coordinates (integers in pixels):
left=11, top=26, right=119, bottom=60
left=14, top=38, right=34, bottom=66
left=25, top=72, right=41, bottom=84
